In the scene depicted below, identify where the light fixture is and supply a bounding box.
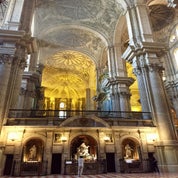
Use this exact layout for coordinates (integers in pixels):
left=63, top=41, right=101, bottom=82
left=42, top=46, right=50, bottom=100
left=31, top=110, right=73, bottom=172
left=8, top=132, right=19, bottom=141
left=104, top=136, right=110, bottom=142
left=146, top=133, right=158, bottom=143
left=61, top=136, right=67, bottom=142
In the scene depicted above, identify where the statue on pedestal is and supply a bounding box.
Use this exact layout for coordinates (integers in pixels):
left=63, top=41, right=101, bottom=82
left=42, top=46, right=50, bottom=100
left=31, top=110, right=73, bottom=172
left=28, top=145, right=37, bottom=161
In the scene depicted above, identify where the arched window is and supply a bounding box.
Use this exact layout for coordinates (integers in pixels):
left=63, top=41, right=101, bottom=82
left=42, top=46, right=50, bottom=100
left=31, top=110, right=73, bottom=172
left=60, top=102, right=65, bottom=109
left=59, top=102, right=66, bottom=118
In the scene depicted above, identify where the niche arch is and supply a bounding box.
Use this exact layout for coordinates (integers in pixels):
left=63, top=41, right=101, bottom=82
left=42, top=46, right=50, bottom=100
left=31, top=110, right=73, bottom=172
left=22, top=138, right=44, bottom=162
left=70, top=134, right=98, bottom=161
left=122, top=137, right=141, bottom=162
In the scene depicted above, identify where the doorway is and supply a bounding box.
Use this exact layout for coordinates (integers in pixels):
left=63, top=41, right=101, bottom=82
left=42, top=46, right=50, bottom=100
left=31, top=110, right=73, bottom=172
left=51, top=153, right=62, bottom=174
left=3, top=154, right=14, bottom=175
left=106, top=153, right=116, bottom=172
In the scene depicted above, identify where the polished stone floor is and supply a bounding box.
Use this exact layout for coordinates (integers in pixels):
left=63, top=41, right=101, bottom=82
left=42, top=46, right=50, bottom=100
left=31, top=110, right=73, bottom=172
left=1, top=173, right=178, bottom=178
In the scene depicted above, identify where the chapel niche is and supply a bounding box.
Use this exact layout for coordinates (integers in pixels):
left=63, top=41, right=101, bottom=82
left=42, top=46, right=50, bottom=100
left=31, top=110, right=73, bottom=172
left=70, top=135, right=98, bottom=161
left=23, top=139, right=44, bottom=162
left=122, top=138, right=141, bottom=163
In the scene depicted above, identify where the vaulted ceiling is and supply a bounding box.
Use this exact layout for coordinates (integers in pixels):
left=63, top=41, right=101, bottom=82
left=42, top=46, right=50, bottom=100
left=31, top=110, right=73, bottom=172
left=32, top=0, right=177, bottom=109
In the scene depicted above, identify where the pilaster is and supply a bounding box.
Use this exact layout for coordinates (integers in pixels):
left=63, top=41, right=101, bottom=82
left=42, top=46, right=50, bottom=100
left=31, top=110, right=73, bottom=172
left=3, top=0, right=25, bottom=30
left=0, top=54, right=13, bottom=129
left=107, top=45, right=117, bottom=78
left=106, top=77, right=134, bottom=112
left=122, top=2, right=178, bottom=172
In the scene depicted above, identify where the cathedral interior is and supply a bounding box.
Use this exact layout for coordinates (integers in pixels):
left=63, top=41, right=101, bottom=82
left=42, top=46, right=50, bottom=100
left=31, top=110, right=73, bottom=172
left=0, top=0, right=178, bottom=176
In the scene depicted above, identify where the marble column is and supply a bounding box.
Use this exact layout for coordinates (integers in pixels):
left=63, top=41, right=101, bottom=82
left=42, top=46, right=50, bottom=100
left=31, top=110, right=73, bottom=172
left=0, top=54, right=13, bottom=130
left=106, top=44, right=133, bottom=113
left=133, top=63, right=151, bottom=119
left=122, top=2, right=178, bottom=172
left=0, top=147, right=5, bottom=176
left=86, top=88, right=91, bottom=110
left=113, top=85, right=120, bottom=112
left=107, top=45, right=116, bottom=78
left=9, top=46, right=27, bottom=110
left=3, top=0, right=25, bottom=30
left=148, top=64, right=177, bottom=141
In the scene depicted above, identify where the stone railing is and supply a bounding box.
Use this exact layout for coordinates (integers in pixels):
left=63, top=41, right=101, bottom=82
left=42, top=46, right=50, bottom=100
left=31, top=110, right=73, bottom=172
left=7, top=109, right=153, bottom=127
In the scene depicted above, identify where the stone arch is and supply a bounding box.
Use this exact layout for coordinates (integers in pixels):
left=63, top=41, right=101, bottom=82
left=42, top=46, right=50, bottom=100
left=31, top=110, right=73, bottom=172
left=70, top=134, right=98, bottom=161
left=22, top=138, right=44, bottom=162
left=121, top=137, right=141, bottom=161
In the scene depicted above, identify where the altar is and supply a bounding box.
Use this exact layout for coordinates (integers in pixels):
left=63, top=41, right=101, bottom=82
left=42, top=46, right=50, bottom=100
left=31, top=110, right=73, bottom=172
left=119, top=159, right=143, bottom=173
left=64, top=160, right=106, bottom=175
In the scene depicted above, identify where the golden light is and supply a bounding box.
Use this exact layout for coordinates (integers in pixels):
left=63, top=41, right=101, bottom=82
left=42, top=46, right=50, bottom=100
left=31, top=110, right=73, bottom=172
left=8, top=132, right=19, bottom=141
left=104, top=136, right=110, bottom=142
left=61, top=136, right=67, bottom=142
left=41, top=50, right=97, bottom=110
left=146, top=133, right=158, bottom=143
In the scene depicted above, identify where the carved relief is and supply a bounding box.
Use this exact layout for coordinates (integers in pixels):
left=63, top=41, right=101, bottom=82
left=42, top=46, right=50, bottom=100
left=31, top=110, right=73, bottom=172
left=35, top=0, right=123, bottom=39
left=0, top=54, right=13, bottom=65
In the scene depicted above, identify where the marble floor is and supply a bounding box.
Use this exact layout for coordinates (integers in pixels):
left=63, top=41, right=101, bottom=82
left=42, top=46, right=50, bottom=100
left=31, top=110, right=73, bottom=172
left=1, top=173, right=178, bottom=178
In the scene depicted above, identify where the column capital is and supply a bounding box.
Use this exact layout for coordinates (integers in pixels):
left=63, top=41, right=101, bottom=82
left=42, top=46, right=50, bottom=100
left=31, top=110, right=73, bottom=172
left=133, top=67, right=142, bottom=76
left=148, top=63, right=164, bottom=73
left=122, top=42, right=167, bottom=63
left=0, top=54, right=13, bottom=65
left=106, top=76, right=134, bottom=87
left=120, top=91, right=131, bottom=97
left=16, top=34, right=38, bottom=53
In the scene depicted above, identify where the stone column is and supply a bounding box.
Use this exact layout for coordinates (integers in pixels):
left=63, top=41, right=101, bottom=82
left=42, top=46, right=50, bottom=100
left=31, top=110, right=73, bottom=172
left=0, top=54, right=13, bottom=128
left=112, top=85, right=120, bottom=112
left=107, top=77, right=133, bottom=112
left=107, top=45, right=116, bottom=78
left=16, top=88, right=26, bottom=109
left=0, top=146, right=5, bottom=176
left=45, top=131, right=53, bottom=175
left=97, top=131, right=106, bottom=160
left=148, top=64, right=177, bottom=140
left=3, top=0, right=25, bottom=30
left=116, top=77, right=134, bottom=112
left=106, top=42, right=135, bottom=113
left=86, top=88, right=91, bottom=110
left=133, top=61, right=151, bottom=119
left=36, top=87, right=45, bottom=110
left=9, top=46, right=27, bottom=110
left=119, top=92, right=130, bottom=112
left=164, top=52, right=178, bottom=118
left=133, top=65, right=149, bottom=112
left=122, top=2, right=178, bottom=172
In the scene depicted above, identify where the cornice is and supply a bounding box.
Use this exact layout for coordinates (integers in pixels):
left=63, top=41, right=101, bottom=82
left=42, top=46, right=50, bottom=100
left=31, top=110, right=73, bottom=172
left=0, top=29, right=25, bottom=42
left=122, top=42, right=167, bottom=63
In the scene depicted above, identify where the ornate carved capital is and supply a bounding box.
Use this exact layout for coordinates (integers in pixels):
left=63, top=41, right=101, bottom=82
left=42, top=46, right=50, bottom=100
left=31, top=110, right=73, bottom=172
left=120, top=91, right=131, bottom=98
left=148, top=64, right=164, bottom=73
left=20, top=87, right=26, bottom=95
left=20, top=88, right=36, bottom=97
left=122, top=42, right=167, bottom=63
left=0, top=54, right=13, bottom=65
left=12, top=56, right=26, bottom=70
left=17, top=34, right=38, bottom=53
left=133, top=67, right=142, bottom=76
